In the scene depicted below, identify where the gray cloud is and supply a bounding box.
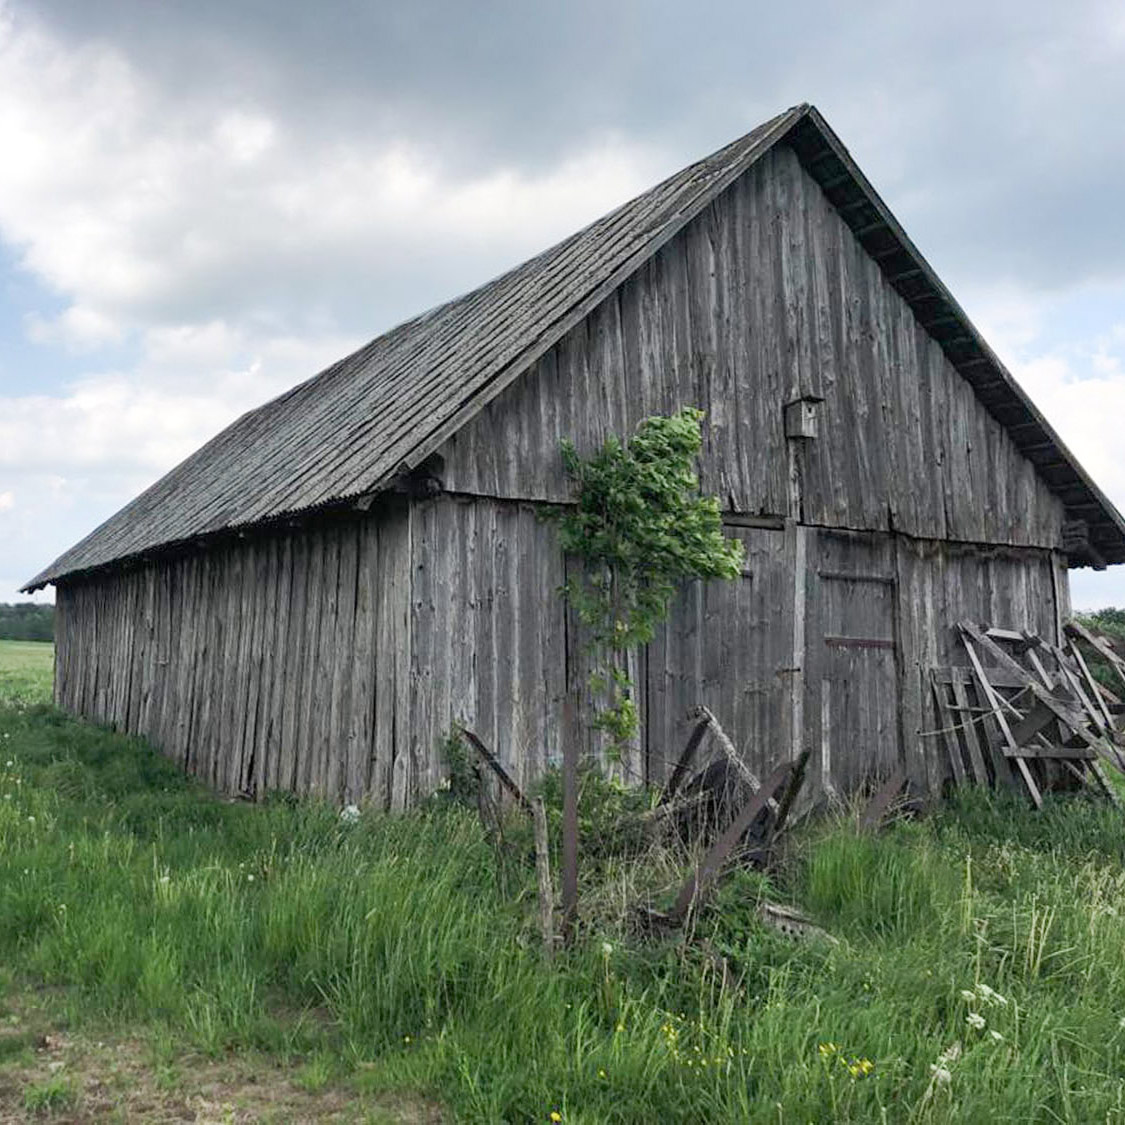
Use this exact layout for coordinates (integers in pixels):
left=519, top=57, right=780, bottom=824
left=4, top=0, right=1125, bottom=608
left=19, top=0, right=1123, bottom=302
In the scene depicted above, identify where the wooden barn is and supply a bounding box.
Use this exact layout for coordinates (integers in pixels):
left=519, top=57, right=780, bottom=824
left=25, top=103, right=1125, bottom=807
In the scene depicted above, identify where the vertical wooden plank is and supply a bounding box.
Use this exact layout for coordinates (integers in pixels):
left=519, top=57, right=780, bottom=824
left=264, top=535, right=295, bottom=793
left=240, top=539, right=270, bottom=797
left=217, top=546, right=245, bottom=793
left=311, top=526, right=341, bottom=795
left=389, top=500, right=414, bottom=811
left=371, top=506, right=401, bottom=808
left=241, top=539, right=273, bottom=797
left=428, top=498, right=454, bottom=794
left=279, top=535, right=309, bottom=792
left=1051, top=550, right=1070, bottom=644
left=894, top=538, right=927, bottom=793
left=228, top=544, right=258, bottom=795
left=930, top=675, right=966, bottom=788
left=949, top=676, right=990, bottom=786
left=404, top=499, right=434, bottom=807
left=252, top=536, right=277, bottom=794
left=297, top=528, right=328, bottom=794
left=328, top=521, right=360, bottom=803
left=169, top=557, right=191, bottom=768
left=790, top=522, right=809, bottom=764
left=191, top=554, right=218, bottom=782
left=52, top=587, right=66, bottom=709
left=347, top=516, right=378, bottom=802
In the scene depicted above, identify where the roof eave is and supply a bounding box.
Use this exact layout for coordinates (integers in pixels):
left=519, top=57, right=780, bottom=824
left=784, top=107, right=1125, bottom=565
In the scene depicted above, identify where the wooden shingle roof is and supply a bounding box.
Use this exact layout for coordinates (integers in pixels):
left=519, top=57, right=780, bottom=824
left=25, top=104, right=1125, bottom=589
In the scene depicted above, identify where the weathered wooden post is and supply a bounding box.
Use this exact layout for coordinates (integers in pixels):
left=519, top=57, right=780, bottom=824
left=561, top=692, right=579, bottom=946
left=531, top=797, right=555, bottom=960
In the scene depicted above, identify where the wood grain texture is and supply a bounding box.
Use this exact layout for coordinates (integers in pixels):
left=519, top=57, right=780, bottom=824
left=438, top=146, right=1066, bottom=551
left=51, top=504, right=411, bottom=807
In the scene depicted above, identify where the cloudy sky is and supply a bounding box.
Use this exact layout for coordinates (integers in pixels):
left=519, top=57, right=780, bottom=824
left=1, top=0, right=1123, bottom=607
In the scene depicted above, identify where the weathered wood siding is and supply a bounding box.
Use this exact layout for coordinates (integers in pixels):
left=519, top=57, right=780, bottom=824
left=437, top=144, right=1065, bottom=550
left=54, top=491, right=1066, bottom=801
left=403, top=494, right=569, bottom=801
left=644, top=525, right=794, bottom=784
left=644, top=528, right=1063, bottom=797
left=54, top=500, right=414, bottom=806
left=53, top=493, right=572, bottom=806
left=891, top=536, right=1064, bottom=793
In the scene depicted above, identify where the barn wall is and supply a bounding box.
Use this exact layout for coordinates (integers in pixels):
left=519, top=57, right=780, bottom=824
left=891, top=536, right=1064, bottom=793
left=797, top=529, right=1061, bottom=796
left=644, top=524, right=795, bottom=785
left=54, top=499, right=414, bottom=806
left=400, top=493, right=1067, bottom=799
left=437, top=144, right=1065, bottom=550
left=53, top=490, right=1067, bottom=803
left=401, top=494, right=570, bottom=797
left=644, top=526, right=1063, bottom=799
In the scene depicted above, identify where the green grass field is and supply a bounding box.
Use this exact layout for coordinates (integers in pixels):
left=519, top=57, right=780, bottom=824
left=0, top=639, right=53, bottom=706
left=6, top=642, right=1125, bottom=1120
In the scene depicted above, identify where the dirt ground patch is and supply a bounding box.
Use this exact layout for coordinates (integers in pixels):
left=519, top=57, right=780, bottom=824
left=0, top=1022, right=446, bottom=1124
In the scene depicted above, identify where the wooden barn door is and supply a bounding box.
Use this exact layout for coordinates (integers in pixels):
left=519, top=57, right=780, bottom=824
left=806, top=530, right=901, bottom=796
left=644, top=525, right=793, bottom=787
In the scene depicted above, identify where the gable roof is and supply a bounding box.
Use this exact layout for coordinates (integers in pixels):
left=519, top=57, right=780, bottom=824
left=25, top=104, right=1125, bottom=590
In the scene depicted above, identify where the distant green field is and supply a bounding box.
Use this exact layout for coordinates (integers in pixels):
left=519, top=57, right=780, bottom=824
left=0, top=640, right=52, bottom=706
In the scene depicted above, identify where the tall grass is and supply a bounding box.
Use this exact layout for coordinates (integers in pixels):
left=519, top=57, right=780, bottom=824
left=6, top=651, right=1125, bottom=1119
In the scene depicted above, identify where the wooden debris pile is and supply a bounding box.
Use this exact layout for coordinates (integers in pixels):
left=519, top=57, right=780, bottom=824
left=652, top=706, right=797, bottom=852
left=460, top=709, right=827, bottom=941
left=929, top=620, right=1125, bottom=808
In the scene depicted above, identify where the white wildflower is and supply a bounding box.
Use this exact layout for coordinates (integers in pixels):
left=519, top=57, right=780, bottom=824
left=341, top=804, right=361, bottom=824
left=959, top=989, right=976, bottom=1002
left=976, top=984, right=1007, bottom=1007
left=966, top=1012, right=986, bottom=1030
left=602, top=942, right=614, bottom=956
left=247, top=874, right=255, bottom=882
left=930, top=1064, right=952, bottom=1086
left=989, top=1030, right=1003, bottom=1042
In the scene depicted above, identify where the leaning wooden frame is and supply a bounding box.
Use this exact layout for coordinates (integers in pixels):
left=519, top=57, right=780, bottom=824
left=928, top=621, right=1124, bottom=809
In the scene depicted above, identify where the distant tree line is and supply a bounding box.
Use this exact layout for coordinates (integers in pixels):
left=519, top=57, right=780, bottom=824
left=1083, top=607, right=1125, bottom=643
left=0, top=603, right=55, bottom=642
left=1071, top=608, right=1125, bottom=693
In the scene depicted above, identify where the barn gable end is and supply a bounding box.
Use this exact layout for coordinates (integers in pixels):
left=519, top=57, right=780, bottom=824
left=435, top=143, right=1066, bottom=550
